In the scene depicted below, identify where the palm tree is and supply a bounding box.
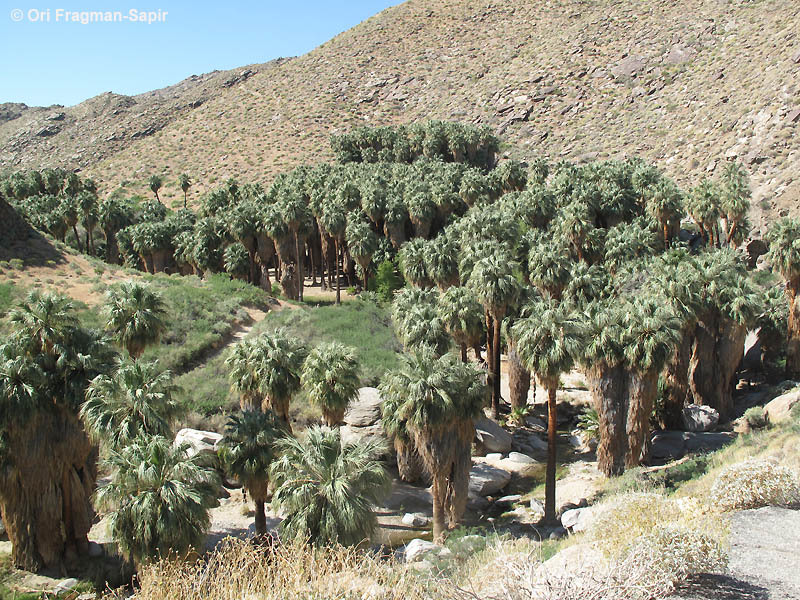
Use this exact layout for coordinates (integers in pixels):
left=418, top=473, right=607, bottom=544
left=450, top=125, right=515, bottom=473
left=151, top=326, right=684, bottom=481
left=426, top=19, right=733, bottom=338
left=281, top=190, right=311, bottom=301
left=393, top=302, right=451, bottom=356
left=380, top=392, right=424, bottom=483
left=103, top=281, right=167, bottom=359
left=149, top=174, right=163, bottom=203
left=346, top=216, right=378, bottom=292
left=398, top=238, right=432, bottom=288
left=270, top=426, right=390, bottom=546
left=379, top=350, right=485, bottom=543
left=528, top=241, right=571, bottom=300
left=766, top=217, right=800, bottom=378
left=620, top=297, right=682, bottom=467
left=225, top=331, right=307, bottom=429
left=437, top=286, right=484, bottom=362
left=178, top=173, right=191, bottom=209
left=1, top=291, right=114, bottom=570
left=319, top=200, right=348, bottom=304
left=60, top=194, right=83, bottom=252
left=424, top=234, right=460, bottom=290
left=81, top=359, right=183, bottom=450
left=95, top=435, right=220, bottom=566
left=219, top=411, right=287, bottom=535
left=512, top=299, right=583, bottom=523
left=301, top=342, right=360, bottom=426
left=78, top=190, right=98, bottom=255
left=467, top=253, right=521, bottom=419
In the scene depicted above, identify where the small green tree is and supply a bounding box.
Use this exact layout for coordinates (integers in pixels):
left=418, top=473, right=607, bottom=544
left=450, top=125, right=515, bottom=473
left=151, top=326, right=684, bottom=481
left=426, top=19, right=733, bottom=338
left=270, top=426, right=390, bottom=546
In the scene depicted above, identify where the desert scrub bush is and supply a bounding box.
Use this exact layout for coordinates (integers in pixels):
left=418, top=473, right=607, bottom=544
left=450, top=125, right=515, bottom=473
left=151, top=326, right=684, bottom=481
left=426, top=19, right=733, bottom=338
left=710, top=458, right=800, bottom=511
left=119, top=537, right=440, bottom=600
left=743, top=406, right=769, bottom=429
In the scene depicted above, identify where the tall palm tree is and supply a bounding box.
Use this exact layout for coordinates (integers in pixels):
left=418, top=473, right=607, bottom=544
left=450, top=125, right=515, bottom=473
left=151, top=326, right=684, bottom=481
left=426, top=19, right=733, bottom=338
left=437, top=286, right=484, bottom=362
left=620, top=297, right=682, bottom=467
left=379, top=350, right=485, bottom=543
left=103, top=281, right=167, bottom=359
left=78, top=190, right=98, bottom=255
left=319, top=200, right=348, bottom=304
left=467, top=253, right=521, bottom=418
left=269, top=426, right=390, bottom=546
left=1, top=292, right=114, bottom=570
left=380, top=392, right=424, bottom=483
left=301, top=342, right=360, bottom=426
left=60, top=194, right=83, bottom=252
left=528, top=241, right=571, bottom=300
left=424, top=234, right=460, bottom=290
left=225, top=331, right=307, bottom=429
left=766, top=217, right=800, bottom=378
left=218, top=411, right=287, bottom=535
left=81, top=359, right=183, bottom=451
left=398, top=238, right=432, bottom=288
left=95, top=435, right=220, bottom=566
left=178, top=173, right=191, bottom=209
left=149, top=174, right=163, bottom=204
left=512, top=299, right=583, bottom=523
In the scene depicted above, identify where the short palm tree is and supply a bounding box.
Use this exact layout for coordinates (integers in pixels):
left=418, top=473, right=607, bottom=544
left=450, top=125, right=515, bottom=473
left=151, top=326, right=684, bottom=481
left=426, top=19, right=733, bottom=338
left=398, top=238, right=431, bottom=288
left=219, top=411, right=287, bottom=535
left=103, top=281, right=167, bottom=359
left=95, top=435, right=220, bottom=566
left=178, top=173, right=191, bottom=208
left=437, top=286, right=484, bottom=362
left=82, top=359, right=183, bottom=450
left=301, top=342, right=360, bottom=426
left=512, top=299, right=583, bottom=523
left=225, top=331, right=307, bottom=429
left=269, top=426, right=390, bottom=546
left=467, top=253, right=521, bottom=418
left=149, top=174, right=163, bottom=203
left=379, top=350, right=486, bottom=543
left=424, top=234, right=460, bottom=290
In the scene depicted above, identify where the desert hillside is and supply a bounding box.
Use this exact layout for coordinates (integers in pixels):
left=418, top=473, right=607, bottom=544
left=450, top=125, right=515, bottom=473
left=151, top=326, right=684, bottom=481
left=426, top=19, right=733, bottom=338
left=1, top=0, right=798, bottom=233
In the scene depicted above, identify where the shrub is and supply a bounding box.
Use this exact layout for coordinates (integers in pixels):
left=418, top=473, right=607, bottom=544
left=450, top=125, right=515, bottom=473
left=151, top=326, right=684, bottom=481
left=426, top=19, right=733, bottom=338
left=710, top=458, right=800, bottom=511
left=743, top=406, right=769, bottom=429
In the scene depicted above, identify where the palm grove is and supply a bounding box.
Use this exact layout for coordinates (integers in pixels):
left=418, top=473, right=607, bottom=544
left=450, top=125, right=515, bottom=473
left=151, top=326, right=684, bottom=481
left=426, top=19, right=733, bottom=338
left=1, top=119, right=797, bottom=569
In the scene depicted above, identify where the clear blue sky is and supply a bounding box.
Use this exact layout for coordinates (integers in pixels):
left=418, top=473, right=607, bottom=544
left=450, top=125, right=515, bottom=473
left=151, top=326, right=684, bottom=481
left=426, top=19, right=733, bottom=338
left=0, top=1, right=399, bottom=107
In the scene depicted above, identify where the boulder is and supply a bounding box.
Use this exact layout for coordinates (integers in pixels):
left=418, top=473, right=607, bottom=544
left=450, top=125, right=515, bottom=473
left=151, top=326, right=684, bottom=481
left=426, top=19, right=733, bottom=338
left=174, top=428, right=223, bottom=458
left=764, top=388, right=800, bottom=423
left=343, top=387, right=383, bottom=427
left=403, top=538, right=438, bottom=563
left=53, top=579, right=79, bottom=594
left=651, top=430, right=686, bottom=459
left=651, top=430, right=736, bottom=459
left=469, top=462, right=512, bottom=496
left=682, top=404, right=719, bottom=432
left=87, top=541, right=104, bottom=558
left=561, top=507, right=594, bottom=533
left=474, top=417, right=512, bottom=453
left=495, top=494, right=522, bottom=508
left=507, top=451, right=537, bottom=464
left=684, top=431, right=736, bottom=453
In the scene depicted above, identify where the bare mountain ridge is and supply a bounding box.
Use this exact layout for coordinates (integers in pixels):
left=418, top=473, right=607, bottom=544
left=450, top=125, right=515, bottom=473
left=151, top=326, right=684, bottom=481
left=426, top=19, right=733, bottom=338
left=2, top=0, right=799, bottom=234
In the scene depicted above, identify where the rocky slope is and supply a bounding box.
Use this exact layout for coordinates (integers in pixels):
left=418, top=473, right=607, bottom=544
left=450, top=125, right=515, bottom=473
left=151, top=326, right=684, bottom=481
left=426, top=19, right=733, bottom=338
left=1, top=0, right=799, bottom=233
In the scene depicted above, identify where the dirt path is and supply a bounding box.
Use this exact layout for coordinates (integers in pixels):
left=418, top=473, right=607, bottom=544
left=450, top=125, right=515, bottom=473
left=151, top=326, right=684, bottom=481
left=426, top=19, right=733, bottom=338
left=671, top=506, right=800, bottom=599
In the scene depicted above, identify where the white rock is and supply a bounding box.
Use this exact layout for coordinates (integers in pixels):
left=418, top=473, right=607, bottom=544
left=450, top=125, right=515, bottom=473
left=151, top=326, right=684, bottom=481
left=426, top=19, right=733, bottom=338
left=561, top=507, right=594, bottom=532
left=174, top=428, right=223, bottom=458
left=469, top=462, right=512, bottom=496
left=401, top=513, right=429, bottom=527
left=403, top=538, right=438, bottom=563
left=340, top=424, right=388, bottom=455
left=485, top=452, right=503, bottom=461
left=495, top=494, right=522, bottom=507
left=343, top=387, right=383, bottom=427
left=682, top=404, right=719, bottom=432
left=53, top=578, right=79, bottom=594
left=475, top=417, right=513, bottom=453
left=507, top=451, right=536, bottom=464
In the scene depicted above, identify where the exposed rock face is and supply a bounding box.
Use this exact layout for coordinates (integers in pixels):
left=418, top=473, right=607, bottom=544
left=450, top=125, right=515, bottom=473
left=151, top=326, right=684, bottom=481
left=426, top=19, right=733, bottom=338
left=343, top=387, right=383, bottom=427
left=0, top=197, right=34, bottom=246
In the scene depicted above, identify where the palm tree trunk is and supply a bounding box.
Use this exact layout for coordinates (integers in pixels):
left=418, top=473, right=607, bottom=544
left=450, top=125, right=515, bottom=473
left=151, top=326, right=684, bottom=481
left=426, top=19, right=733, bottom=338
left=395, top=440, right=423, bottom=483
left=335, top=240, right=341, bottom=304
left=460, top=343, right=468, bottom=363
left=661, top=326, right=693, bottom=429
left=508, top=345, right=530, bottom=411
left=787, top=283, right=800, bottom=379
left=588, top=363, right=628, bottom=477
left=492, top=316, right=502, bottom=419
left=431, top=475, right=447, bottom=544
left=183, top=190, right=187, bottom=209
left=625, top=369, right=659, bottom=468
left=545, top=383, right=558, bottom=523
left=254, top=498, right=267, bottom=535
left=73, top=225, right=83, bottom=252
left=473, top=343, right=482, bottom=363
left=295, top=233, right=303, bottom=302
